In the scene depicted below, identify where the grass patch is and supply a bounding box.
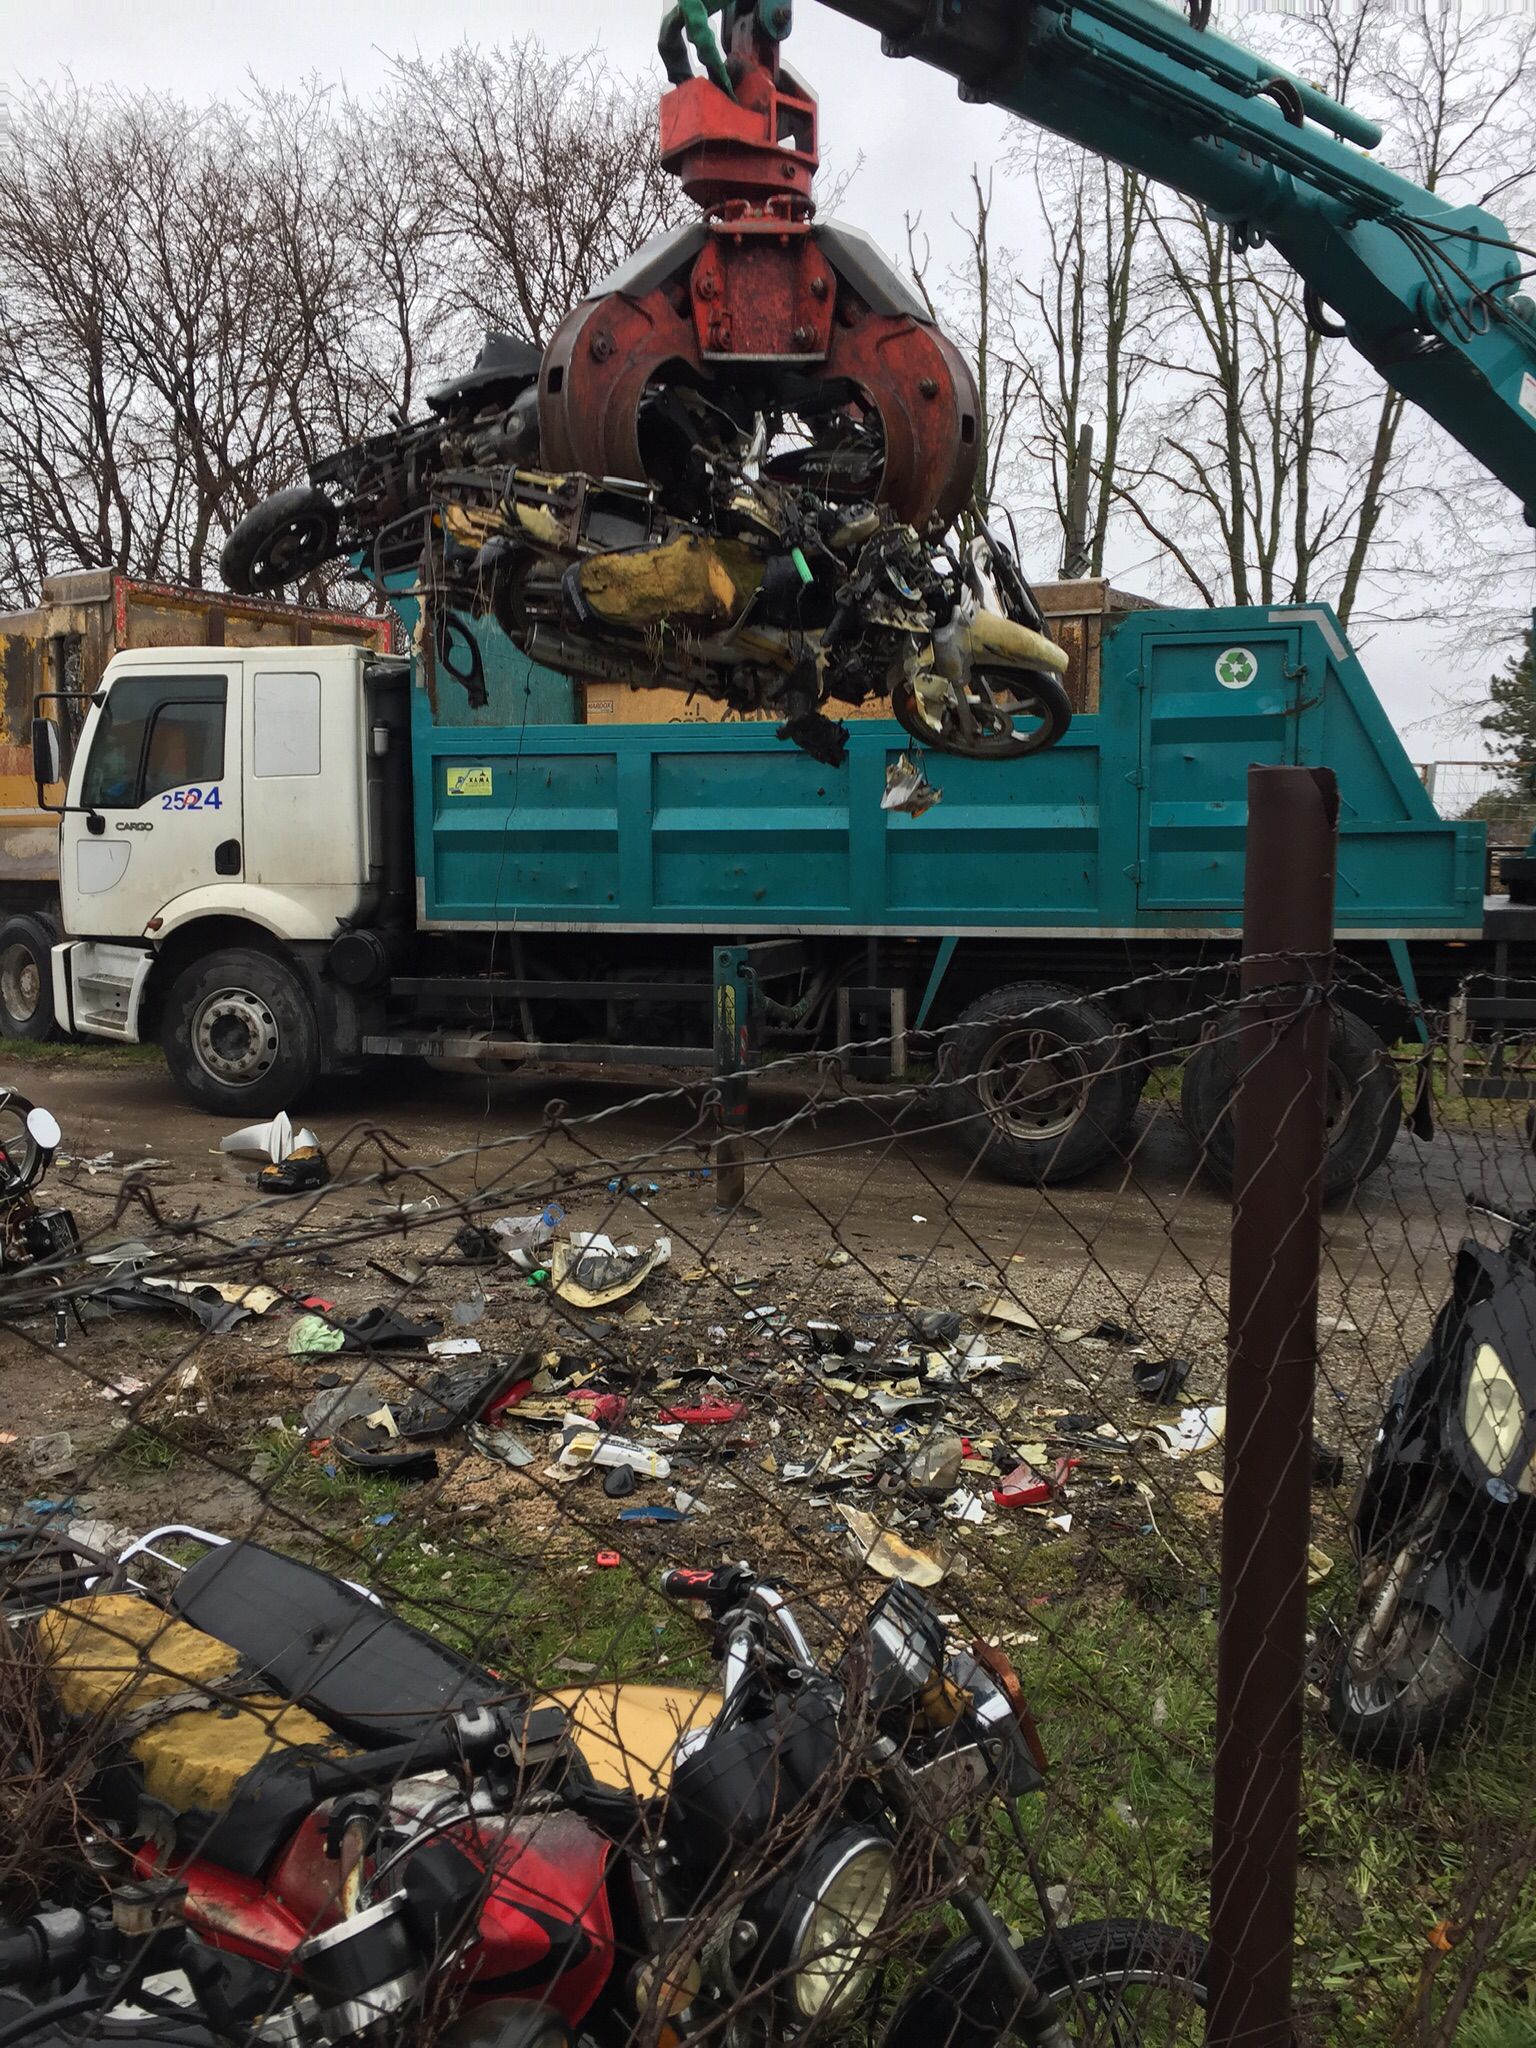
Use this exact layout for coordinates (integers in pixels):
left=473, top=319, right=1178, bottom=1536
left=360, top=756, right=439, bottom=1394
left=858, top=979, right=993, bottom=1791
left=101, top=1424, right=186, bottom=1475
left=6, top=1038, right=161, bottom=1068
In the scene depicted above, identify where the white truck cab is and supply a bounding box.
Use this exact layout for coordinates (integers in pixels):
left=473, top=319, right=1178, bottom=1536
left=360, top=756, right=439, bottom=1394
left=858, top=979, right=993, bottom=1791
left=49, top=643, right=410, bottom=1108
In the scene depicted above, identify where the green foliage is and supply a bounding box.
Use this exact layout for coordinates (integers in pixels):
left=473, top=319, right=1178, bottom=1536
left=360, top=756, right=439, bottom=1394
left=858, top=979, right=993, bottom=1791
left=1479, top=628, right=1536, bottom=802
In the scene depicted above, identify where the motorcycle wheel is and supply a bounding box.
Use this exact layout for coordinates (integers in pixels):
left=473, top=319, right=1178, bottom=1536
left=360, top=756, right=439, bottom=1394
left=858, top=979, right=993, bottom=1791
left=219, top=485, right=339, bottom=594
left=891, top=665, right=1071, bottom=759
left=886, top=1918, right=1206, bottom=2047
left=1326, top=1601, right=1479, bottom=1765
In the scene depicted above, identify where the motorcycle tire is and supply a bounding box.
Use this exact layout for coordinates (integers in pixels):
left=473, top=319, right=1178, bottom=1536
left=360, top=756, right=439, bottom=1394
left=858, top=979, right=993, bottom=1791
left=885, top=1917, right=1207, bottom=2047
left=1180, top=1005, right=1401, bottom=1201
left=219, top=486, right=339, bottom=595
left=1325, top=1602, right=1479, bottom=1766
left=891, top=665, right=1071, bottom=760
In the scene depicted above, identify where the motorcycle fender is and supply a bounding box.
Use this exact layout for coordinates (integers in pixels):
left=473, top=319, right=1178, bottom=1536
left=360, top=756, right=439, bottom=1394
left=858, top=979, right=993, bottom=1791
left=883, top=1932, right=1021, bottom=2048
left=963, top=609, right=1068, bottom=676
left=1406, top=1533, right=1522, bottom=1674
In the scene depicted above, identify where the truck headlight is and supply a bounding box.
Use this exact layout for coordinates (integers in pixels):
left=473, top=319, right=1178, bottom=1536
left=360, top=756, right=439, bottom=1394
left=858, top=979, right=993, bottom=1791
left=1464, top=1343, right=1525, bottom=1482
left=784, top=1831, right=894, bottom=2020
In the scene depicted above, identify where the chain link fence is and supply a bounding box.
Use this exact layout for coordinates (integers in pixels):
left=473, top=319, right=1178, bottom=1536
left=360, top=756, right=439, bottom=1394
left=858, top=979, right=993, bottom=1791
left=2, top=951, right=1534, bottom=2046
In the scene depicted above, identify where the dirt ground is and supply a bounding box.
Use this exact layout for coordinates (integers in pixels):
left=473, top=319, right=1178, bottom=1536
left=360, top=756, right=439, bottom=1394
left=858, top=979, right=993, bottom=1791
left=1, top=1044, right=1523, bottom=1555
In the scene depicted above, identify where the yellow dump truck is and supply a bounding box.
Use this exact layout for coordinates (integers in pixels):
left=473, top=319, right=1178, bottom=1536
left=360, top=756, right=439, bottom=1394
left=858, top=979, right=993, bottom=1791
left=0, top=570, right=391, bottom=1038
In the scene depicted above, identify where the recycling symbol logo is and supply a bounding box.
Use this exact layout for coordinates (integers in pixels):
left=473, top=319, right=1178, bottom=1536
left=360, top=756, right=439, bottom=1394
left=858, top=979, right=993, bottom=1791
left=1216, top=646, right=1258, bottom=689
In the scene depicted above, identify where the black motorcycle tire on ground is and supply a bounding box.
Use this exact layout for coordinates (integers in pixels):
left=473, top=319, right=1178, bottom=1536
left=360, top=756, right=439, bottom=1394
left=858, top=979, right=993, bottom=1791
left=219, top=486, right=339, bottom=595
left=1181, top=1006, right=1401, bottom=1200
left=1325, top=1602, right=1480, bottom=1766
left=943, top=981, right=1139, bottom=1185
left=891, top=665, right=1072, bottom=760
left=0, top=912, right=61, bottom=1040
left=887, top=1917, right=1207, bottom=2045
left=160, top=947, right=320, bottom=1116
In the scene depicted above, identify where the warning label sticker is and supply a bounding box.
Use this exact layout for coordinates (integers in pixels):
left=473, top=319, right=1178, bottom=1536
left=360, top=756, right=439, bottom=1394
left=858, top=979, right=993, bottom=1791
left=446, top=766, right=493, bottom=797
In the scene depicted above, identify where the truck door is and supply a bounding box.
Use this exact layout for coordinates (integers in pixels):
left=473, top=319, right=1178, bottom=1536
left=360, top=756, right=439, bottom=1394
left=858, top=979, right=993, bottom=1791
left=61, top=666, right=243, bottom=936
left=1136, top=624, right=1310, bottom=916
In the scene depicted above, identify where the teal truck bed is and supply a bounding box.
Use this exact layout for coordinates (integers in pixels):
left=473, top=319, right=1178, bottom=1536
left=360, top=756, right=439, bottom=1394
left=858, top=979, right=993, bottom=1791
left=412, top=602, right=1481, bottom=941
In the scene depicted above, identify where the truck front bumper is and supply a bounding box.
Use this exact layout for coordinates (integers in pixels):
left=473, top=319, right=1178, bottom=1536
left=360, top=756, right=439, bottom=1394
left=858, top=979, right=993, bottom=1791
left=53, top=941, right=154, bottom=1042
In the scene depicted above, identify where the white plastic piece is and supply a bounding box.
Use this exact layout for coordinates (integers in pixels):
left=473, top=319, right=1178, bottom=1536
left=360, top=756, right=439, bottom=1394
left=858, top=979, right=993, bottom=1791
left=221, top=1112, right=294, bottom=1162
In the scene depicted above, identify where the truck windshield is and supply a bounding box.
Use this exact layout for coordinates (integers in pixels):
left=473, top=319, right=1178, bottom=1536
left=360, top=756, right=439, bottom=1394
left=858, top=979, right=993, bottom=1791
left=80, top=674, right=226, bottom=810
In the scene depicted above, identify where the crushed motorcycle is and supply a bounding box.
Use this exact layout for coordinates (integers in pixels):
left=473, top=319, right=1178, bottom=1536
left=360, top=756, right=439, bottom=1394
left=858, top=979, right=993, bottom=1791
left=221, top=354, right=1071, bottom=770
left=1327, top=1198, right=1536, bottom=1764
left=1, top=1531, right=1205, bottom=2046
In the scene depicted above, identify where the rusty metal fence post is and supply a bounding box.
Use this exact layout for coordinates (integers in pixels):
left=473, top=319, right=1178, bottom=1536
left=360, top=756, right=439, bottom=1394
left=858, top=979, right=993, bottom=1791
left=1208, top=766, right=1340, bottom=2048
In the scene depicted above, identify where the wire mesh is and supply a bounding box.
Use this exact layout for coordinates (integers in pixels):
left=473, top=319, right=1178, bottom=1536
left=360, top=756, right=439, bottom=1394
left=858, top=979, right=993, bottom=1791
left=1, top=966, right=1533, bottom=2047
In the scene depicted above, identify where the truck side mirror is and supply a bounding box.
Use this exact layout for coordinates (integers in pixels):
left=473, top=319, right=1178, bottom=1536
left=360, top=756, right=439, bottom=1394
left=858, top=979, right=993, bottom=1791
left=31, top=716, right=62, bottom=804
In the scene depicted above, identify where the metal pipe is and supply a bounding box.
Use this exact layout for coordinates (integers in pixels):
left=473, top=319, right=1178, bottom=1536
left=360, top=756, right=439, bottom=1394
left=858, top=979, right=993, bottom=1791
left=1208, top=765, right=1338, bottom=2048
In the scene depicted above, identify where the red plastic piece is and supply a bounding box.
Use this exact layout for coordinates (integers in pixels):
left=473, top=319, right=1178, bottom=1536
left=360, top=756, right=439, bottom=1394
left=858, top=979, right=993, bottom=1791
left=658, top=1400, right=745, bottom=1426
left=568, top=1391, right=629, bottom=1427
left=595, top=1550, right=622, bottom=1568
left=481, top=1377, right=534, bottom=1421
left=992, top=1454, right=1080, bottom=1509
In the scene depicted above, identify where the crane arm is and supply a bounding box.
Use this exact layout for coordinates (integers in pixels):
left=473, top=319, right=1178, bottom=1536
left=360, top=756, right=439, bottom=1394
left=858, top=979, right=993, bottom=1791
left=813, top=0, right=1536, bottom=522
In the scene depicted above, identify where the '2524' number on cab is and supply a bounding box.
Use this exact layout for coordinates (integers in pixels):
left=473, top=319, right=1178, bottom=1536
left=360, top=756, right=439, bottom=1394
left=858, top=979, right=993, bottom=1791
left=160, top=785, right=222, bottom=811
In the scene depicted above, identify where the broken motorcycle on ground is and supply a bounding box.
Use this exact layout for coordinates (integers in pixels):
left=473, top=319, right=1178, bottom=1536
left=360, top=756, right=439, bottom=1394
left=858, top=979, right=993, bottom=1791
left=1328, top=1198, right=1536, bottom=1763
left=1, top=1531, right=1205, bottom=2046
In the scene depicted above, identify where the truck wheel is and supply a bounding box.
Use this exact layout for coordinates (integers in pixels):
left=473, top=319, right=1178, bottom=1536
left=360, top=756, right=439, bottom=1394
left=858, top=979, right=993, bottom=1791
left=161, top=948, right=320, bottom=1115
left=1181, top=1007, right=1401, bottom=1200
left=943, top=982, right=1138, bottom=1184
left=0, top=914, right=60, bottom=1041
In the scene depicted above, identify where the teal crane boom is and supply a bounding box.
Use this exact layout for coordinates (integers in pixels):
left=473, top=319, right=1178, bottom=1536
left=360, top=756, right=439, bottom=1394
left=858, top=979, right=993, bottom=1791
left=809, top=0, right=1536, bottom=524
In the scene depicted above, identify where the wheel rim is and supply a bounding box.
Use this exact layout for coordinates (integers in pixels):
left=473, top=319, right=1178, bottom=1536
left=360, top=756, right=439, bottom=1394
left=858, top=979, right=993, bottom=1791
left=0, top=942, right=41, bottom=1024
left=977, top=1027, right=1091, bottom=1141
left=966, top=671, right=1063, bottom=756
left=191, top=986, right=282, bottom=1087
left=1042, top=1962, right=1206, bottom=2044
left=257, top=511, right=331, bottom=582
left=1339, top=1605, right=1450, bottom=1719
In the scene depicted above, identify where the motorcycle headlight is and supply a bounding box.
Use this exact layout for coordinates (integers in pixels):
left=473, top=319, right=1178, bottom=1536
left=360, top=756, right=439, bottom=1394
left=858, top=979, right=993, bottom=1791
left=1463, top=1342, right=1527, bottom=1485
left=781, top=1830, right=895, bottom=2020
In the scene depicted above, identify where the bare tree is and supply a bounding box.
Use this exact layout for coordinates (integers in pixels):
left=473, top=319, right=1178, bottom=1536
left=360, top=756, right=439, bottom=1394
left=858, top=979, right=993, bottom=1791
left=0, top=41, right=687, bottom=606
left=387, top=41, right=685, bottom=351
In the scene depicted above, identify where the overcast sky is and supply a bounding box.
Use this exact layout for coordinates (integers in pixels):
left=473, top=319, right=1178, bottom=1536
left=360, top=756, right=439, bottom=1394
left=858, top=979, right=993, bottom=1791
left=25, top=0, right=1534, bottom=764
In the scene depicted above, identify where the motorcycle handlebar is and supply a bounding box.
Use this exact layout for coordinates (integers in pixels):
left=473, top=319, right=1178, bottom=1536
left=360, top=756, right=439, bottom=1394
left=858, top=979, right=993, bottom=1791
left=659, top=1563, right=754, bottom=1610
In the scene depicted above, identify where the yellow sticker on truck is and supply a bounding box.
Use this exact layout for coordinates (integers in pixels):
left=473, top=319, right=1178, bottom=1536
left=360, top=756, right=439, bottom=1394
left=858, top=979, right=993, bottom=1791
left=446, top=766, right=493, bottom=797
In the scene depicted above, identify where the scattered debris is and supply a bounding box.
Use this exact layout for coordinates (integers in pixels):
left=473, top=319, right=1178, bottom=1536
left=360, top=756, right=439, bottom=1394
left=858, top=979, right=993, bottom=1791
left=551, top=1233, right=672, bottom=1309
left=491, top=1205, right=566, bottom=1271
left=258, top=1135, right=329, bottom=1195
left=881, top=750, right=943, bottom=818
left=1132, top=1356, right=1192, bottom=1406
left=25, top=1433, right=76, bottom=1480
left=844, top=1507, right=949, bottom=1587
left=222, top=1113, right=300, bottom=1162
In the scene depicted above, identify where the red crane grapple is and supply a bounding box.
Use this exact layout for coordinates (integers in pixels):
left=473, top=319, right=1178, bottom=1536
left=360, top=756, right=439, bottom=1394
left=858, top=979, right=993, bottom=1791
left=538, top=8, right=980, bottom=531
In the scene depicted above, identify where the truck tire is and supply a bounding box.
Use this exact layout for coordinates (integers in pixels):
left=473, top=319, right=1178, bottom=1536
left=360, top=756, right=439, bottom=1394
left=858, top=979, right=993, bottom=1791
left=943, top=982, right=1138, bottom=1184
left=1181, top=1006, right=1401, bottom=1200
left=160, top=948, right=321, bottom=1116
left=0, top=913, right=61, bottom=1041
